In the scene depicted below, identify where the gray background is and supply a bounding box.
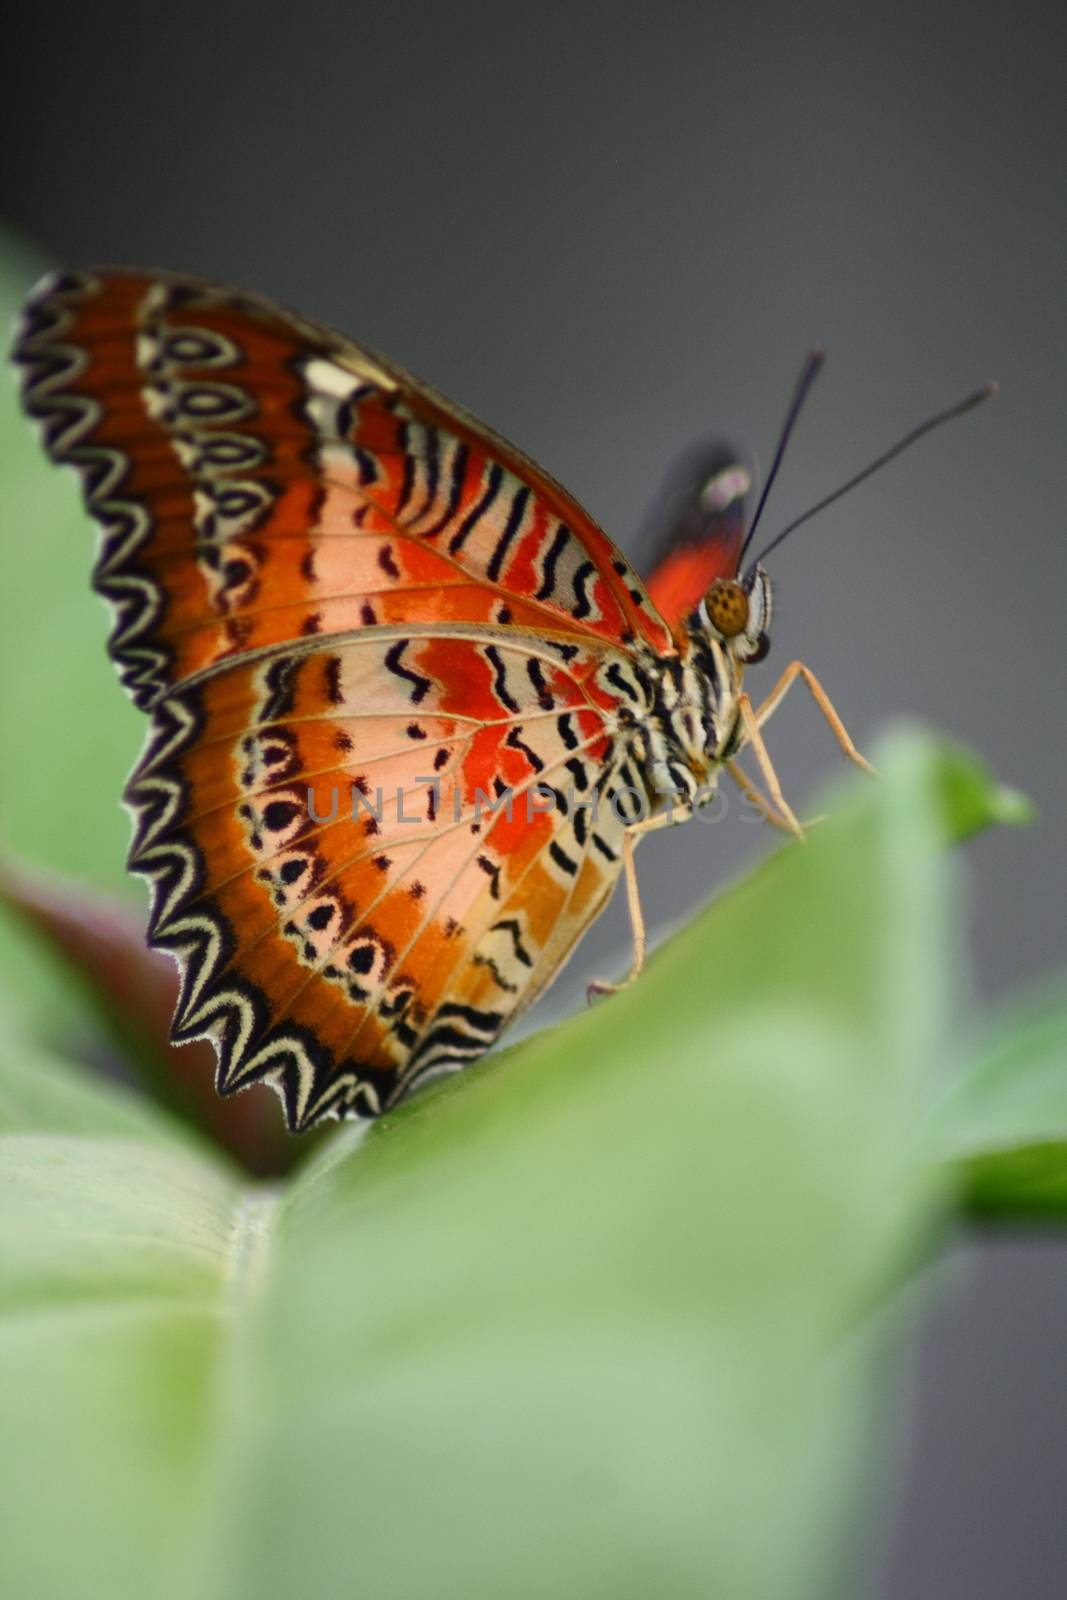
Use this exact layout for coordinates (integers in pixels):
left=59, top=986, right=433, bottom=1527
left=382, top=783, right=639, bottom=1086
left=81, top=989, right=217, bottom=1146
left=2, top=2, right=1064, bottom=1592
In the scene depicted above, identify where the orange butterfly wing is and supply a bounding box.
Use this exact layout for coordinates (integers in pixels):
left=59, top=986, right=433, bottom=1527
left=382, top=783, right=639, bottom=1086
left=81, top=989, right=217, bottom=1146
left=15, top=270, right=669, bottom=1127
left=16, top=270, right=672, bottom=703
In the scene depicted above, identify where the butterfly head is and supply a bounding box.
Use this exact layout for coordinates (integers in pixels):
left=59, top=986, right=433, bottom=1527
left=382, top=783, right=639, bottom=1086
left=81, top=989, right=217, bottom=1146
left=643, top=564, right=773, bottom=797
left=700, top=565, right=772, bottom=668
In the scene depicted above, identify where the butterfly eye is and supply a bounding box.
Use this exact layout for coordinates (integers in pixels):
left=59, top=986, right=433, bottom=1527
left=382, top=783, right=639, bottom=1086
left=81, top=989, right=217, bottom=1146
left=705, top=578, right=749, bottom=638
left=739, top=631, right=771, bottom=665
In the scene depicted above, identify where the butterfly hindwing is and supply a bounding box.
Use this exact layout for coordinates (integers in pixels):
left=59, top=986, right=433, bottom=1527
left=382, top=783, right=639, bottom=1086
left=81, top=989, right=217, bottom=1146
left=125, top=623, right=646, bottom=1127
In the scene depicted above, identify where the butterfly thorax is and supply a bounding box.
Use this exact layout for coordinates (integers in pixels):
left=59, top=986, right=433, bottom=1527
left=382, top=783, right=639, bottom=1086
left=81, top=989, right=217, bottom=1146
left=619, top=635, right=739, bottom=808
left=621, top=567, right=772, bottom=810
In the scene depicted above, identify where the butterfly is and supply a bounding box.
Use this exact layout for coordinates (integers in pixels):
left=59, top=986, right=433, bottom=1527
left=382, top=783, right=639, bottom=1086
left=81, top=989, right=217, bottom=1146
left=13, top=271, right=989, bottom=1131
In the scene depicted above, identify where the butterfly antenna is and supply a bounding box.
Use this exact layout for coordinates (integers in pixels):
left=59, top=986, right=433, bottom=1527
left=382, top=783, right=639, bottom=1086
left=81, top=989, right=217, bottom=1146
left=750, top=381, right=997, bottom=568
left=738, top=348, right=826, bottom=566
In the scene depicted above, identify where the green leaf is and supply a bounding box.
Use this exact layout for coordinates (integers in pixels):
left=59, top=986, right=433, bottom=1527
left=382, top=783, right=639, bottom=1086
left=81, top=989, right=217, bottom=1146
left=0, top=732, right=1007, bottom=1600
left=0, top=996, right=243, bottom=1596
left=0, top=1133, right=244, bottom=1599
left=925, top=977, right=1067, bottom=1220
left=0, top=1003, right=221, bottom=1154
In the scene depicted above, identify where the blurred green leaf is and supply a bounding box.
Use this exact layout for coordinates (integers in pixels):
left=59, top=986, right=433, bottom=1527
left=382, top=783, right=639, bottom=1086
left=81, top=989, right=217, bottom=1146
left=0, top=992, right=242, bottom=1597
left=925, top=978, right=1067, bottom=1220
left=0, top=995, right=221, bottom=1155
left=0, top=732, right=1011, bottom=1600
left=932, top=743, right=1034, bottom=837
left=0, top=1136, right=243, bottom=1598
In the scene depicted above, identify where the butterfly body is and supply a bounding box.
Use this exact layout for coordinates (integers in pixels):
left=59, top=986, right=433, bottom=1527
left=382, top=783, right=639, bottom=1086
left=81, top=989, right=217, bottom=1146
left=14, top=269, right=864, bottom=1131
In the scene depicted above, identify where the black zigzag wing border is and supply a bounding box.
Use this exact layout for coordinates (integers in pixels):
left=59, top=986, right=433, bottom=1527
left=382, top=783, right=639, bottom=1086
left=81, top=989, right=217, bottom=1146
left=13, top=271, right=177, bottom=709
left=124, top=681, right=393, bottom=1130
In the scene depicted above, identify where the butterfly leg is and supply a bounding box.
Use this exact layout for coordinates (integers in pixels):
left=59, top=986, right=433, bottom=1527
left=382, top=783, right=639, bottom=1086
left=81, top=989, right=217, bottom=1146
left=751, top=660, right=876, bottom=776
left=587, top=810, right=675, bottom=1002
left=737, top=696, right=806, bottom=838
left=725, top=758, right=806, bottom=834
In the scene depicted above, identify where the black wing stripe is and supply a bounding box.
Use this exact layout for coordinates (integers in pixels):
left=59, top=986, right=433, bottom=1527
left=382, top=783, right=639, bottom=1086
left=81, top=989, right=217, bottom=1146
left=448, top=461, right=503, bottom=554
left=486, top=485, right=530, bottom=582
left=534, top=523, right=570, bottom=601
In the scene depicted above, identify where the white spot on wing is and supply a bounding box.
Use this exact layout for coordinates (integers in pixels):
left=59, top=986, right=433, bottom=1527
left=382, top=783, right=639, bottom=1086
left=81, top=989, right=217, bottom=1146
left=699, top=465, right=751, bottom=511
left=304, top=357, right=369, bottom=400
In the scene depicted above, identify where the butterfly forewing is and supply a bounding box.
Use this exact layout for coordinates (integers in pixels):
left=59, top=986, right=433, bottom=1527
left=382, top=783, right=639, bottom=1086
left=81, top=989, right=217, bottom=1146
left=16, top=270, right=672, bottom=706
